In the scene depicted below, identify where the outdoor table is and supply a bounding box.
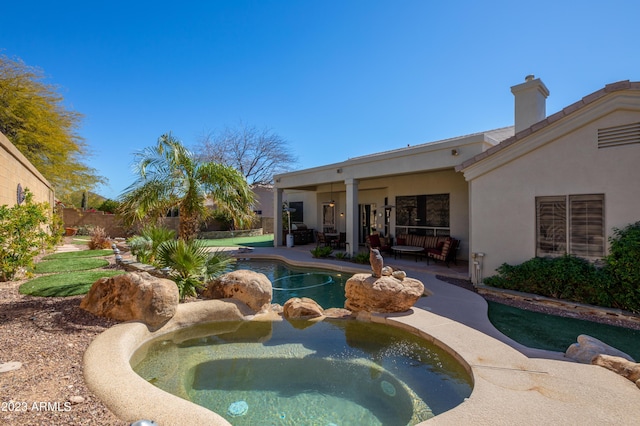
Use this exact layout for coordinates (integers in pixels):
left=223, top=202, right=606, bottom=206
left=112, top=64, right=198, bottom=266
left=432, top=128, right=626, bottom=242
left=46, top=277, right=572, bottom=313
left=391, top=245, right=425, bottom=261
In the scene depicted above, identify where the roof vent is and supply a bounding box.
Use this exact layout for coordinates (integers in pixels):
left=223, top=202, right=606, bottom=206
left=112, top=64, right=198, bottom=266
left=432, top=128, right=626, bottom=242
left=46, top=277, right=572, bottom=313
left=598, top=122, right=640, bottom=149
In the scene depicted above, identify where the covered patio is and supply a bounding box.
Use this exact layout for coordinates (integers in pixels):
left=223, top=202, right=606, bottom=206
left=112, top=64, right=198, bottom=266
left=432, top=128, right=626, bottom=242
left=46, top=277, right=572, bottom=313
left=272, top=126, right=515, bottom=281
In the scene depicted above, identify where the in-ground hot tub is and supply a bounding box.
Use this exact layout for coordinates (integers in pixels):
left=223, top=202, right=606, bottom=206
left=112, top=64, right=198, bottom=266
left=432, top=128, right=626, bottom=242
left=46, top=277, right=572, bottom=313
left=131, top=318, right=472, bottom=425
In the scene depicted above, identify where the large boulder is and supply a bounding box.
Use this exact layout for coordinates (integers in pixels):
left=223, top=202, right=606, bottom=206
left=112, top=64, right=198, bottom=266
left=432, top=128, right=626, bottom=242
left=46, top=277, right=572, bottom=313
left=80, top=272, right=179, bottom=328
left=203, top=269, right=272, bottom=312
left=565, top=334, right=635, bottom=364
left=592, top=354, right=640, bottom=389
left=283, top=297, right=324, bottom=319
left=345, top=273, right=424, bottom=313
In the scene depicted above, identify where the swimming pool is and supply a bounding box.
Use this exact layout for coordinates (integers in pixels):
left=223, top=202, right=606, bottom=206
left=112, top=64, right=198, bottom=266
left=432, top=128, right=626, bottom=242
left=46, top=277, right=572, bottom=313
left=487, top=300, right=640, bottom=359
left=232, top=259, right=348, bottom=308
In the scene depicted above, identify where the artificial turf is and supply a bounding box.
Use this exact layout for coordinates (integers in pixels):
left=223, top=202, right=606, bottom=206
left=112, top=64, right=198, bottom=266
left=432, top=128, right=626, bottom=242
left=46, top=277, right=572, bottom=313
left=42, top=249, right=113, bottom=260
left=19, top=270, right=125, bottom=297
left=33, top=257, right=109, bottom=274
left=198, top=234, right=274, bottom=247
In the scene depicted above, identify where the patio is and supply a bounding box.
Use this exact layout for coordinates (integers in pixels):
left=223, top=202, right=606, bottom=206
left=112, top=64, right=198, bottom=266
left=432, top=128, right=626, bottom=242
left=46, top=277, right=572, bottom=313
left=285, top=242, right=470, bottom=281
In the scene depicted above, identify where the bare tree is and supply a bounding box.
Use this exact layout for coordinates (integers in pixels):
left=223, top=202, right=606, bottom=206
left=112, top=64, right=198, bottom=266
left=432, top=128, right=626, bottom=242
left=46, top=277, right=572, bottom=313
left=196, top=123, right=298, bottom=185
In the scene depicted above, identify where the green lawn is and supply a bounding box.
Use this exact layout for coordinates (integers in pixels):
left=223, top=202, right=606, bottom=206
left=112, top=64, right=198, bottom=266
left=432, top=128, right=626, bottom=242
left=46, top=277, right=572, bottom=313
left=20, top=270, right=125, bottom=297
left=33, top=257, right=109, bottom=274
left=20, top=248, right=119, bottom=297
left=43, top=249, right=113, bottom=260
left=199, top=234, right=274, bottom=248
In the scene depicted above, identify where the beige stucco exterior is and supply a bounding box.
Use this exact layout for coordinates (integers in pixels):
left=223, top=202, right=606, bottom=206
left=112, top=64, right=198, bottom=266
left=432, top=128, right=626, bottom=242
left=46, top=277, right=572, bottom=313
left=275, top=78, right=640, bottom=283
left=0, top=131, right=54, bottom=207
left=459, top=89, right=640, bottom=278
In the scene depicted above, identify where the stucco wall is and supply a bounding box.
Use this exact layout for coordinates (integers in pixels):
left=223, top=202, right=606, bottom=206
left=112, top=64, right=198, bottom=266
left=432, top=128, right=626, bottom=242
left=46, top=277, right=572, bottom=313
left=468, top=108, right=640, bottom=277
left=0, top=131, right=54, bottom=207
left=62, top=208, right=129, bottom=237
left=252, top=185, right=274, bottom=218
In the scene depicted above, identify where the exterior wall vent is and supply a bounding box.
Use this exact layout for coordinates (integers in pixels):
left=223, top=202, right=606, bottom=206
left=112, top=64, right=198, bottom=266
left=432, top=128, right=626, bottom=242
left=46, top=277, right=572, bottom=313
left=598, top=122, right=640, bottom=149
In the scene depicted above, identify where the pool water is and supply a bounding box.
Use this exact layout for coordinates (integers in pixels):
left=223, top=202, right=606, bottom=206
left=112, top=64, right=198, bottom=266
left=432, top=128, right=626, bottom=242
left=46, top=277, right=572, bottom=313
left=487, top=301, right=640, bottom=359
left=232, top=259, right=348, bottom=308
left=133, top=319, right=472, bottom=426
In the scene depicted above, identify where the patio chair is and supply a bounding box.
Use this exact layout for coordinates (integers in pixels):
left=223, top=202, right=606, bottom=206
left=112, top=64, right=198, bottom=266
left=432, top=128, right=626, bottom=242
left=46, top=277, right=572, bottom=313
left=366, top=233, right=392, bottom=253
left=315, top=231, right=329, bottom=247
left=426, top=237, right=459, bottom=267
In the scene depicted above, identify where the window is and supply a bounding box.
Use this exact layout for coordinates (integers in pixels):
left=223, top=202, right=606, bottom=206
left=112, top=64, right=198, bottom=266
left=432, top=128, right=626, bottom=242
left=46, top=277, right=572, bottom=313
left=536, top=194, right=604, bottom=258
left=396, top=194, right=450, bottom=235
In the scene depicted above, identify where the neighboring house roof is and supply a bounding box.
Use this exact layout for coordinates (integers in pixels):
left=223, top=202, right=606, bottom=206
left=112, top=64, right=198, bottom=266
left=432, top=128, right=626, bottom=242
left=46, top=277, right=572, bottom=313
left=456, top=80, right=640, bottom=172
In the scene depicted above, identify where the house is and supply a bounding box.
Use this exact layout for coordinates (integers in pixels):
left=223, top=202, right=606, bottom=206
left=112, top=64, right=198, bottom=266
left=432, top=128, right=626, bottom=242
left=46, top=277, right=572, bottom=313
left=457, top=78, right=640, bottom=281
left=273, top=77, right=640, bottom=282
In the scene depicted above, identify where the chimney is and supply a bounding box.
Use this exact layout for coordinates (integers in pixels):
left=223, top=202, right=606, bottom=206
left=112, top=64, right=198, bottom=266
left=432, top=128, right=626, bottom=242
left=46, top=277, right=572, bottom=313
left=511, top=75, right=550, bottom=133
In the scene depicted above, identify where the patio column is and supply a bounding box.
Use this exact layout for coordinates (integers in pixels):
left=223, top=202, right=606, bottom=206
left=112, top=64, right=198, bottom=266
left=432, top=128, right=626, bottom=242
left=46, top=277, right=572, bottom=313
left=274, top=188, right=284, bottom=246
left=345, top=178, right=359, bottom=256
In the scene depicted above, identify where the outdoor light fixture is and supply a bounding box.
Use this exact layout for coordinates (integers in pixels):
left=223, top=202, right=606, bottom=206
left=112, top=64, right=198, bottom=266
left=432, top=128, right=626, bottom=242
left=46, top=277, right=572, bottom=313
left=451, top=149, right=459, bottom=156
left=328, top=182, right=335, bottom=207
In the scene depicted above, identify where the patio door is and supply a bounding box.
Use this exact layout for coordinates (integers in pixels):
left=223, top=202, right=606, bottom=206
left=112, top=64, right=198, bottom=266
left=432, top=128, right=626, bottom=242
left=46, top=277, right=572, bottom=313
left=358, top=204, right=377, bottom=244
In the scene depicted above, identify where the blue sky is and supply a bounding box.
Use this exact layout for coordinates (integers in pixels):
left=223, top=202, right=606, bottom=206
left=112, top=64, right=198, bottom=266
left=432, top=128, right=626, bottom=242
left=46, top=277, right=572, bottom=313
left=3, top=1, right=640, bottom=199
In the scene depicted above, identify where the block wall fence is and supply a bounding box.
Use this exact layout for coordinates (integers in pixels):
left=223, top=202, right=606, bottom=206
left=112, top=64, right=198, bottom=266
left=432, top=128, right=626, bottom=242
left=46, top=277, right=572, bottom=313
left=0, top=131, right=55, bottom=207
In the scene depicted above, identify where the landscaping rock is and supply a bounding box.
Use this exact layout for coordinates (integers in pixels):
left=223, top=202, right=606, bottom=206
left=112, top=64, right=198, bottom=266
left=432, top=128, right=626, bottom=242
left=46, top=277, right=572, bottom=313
left=592, top=354, right=640, bottom=388
left=282, top=297, right=324, bottom=319
left=344, top=273, right=424, bottom=313
left=565, top=334, right=635, bottom=364
left=324, top=307, right=353, bottom=319
left=80, top=272, right=179, bottom=328
left=203, top=269, right=272, bottom=312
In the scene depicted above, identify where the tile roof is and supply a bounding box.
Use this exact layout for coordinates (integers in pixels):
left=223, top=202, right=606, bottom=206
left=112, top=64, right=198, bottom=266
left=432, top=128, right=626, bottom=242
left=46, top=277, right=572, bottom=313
left=456, top=80, right=640, bottom=172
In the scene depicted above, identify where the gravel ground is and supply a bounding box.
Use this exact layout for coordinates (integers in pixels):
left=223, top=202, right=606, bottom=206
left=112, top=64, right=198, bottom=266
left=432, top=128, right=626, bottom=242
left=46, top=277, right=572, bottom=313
left=0, top=243, right=126, bottom=426
left=1, top=247, right=638, bottom=426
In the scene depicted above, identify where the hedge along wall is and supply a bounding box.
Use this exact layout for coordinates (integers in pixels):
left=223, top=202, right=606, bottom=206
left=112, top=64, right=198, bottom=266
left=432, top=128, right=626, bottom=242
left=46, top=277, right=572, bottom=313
left=0, top=131, right=55, bottom=207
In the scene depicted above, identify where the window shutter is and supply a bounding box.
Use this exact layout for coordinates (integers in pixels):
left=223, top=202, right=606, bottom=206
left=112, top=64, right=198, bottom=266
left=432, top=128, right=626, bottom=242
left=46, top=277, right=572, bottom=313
left=536, top=196, right=566, bottom=256
left=569, top=194, right=604, bottom=258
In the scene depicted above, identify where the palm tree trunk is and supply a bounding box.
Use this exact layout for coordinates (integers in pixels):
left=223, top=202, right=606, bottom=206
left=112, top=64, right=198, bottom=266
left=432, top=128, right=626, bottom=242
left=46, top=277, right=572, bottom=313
left=178, top=207, right=200, bottom=240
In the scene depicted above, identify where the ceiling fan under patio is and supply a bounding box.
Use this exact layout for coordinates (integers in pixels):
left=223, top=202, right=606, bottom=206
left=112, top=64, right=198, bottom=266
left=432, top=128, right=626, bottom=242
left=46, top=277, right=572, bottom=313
left=327, top=182, right=335, bottom=207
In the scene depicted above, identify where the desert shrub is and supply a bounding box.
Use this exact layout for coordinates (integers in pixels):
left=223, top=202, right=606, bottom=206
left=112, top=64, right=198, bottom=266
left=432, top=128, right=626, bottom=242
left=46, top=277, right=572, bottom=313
left=334, top=252, right=350, bottom=260
left=96, top=199, right=120, bottom=214
left=49, top=208, right=65, bottom=246
left=310, top=246, right=333, bottom=258
left=127, top=224, right=176, bottom=265
left=0, top=190, right=53, bottom=281
left=88, top=226, right=112, bottom=249
left=352, top=251, right=371, bottom=264
left=602, top=221, right=640, bottom=313
left=211, top=209, right=234, bottom=231
left=485, top=255, right=606, bottom=304
left=484, top=224, right=640, bottom=314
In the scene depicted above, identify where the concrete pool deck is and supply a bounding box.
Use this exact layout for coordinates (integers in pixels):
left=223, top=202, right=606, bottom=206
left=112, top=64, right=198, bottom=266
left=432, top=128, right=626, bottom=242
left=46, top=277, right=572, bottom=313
left=83, top=244, right=640, bottom=424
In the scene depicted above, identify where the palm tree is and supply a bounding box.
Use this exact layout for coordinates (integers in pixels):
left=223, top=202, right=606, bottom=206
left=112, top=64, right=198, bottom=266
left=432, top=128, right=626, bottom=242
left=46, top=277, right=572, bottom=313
left=156, top=239, right=235, bottom=299
left=119, top=133, right=255, bottom=240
